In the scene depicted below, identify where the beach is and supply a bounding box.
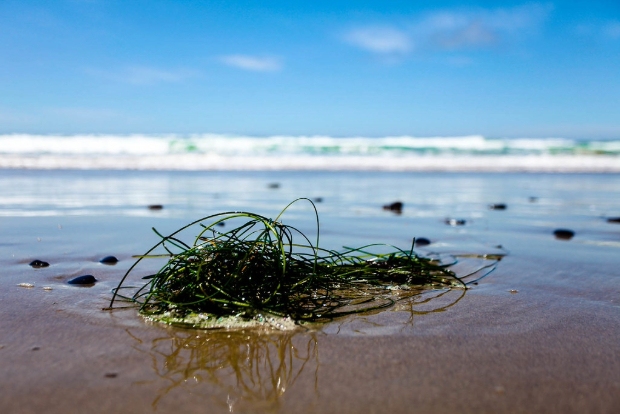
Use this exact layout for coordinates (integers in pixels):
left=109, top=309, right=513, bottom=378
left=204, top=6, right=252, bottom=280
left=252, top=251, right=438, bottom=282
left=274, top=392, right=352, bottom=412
left=1, top=169, right=619, bottom=413
left=5, top=0, right=620, bottom=411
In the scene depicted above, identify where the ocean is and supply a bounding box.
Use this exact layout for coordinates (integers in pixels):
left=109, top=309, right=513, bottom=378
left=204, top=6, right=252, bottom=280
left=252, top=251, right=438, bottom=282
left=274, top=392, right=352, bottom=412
left=1, top=134, right=619, bottom=172
left=1, top=157, right=619, bottom=412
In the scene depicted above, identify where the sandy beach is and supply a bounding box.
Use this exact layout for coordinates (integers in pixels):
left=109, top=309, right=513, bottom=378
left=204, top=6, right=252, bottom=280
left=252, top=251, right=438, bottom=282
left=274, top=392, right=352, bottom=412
left=5, top=0, right=620, bottom=412
left=1, top=170, right=619, bottom=413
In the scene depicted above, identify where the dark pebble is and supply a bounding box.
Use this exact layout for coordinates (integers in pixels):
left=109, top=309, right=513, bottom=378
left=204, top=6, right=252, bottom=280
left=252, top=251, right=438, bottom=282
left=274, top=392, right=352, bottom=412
left=104, top=373, right=118, bottom=378
left=148, top=204, right=164, bottom=210
left=607, top=217, right=620, bottom=224
left=267, top=183, right=280, bottom=189
left=383, top=201, right=403, bottom=213
left=99, top=256, right=118, bottom=265
left=68, top=275, right=97, bottom=285
left=31, top=346, right=40, bottom=351
left=29, top=260, right=49, bottom=268
left=445, top=218, right=466, bottom=226
left=216, top=222, right=225, bottom=227
left=414, top=237, right=431, bottom=247
left=314, top=197, right=323, bottom=203
left=529, top=196, right=538, bottom=202
left=553, top=229, right=575, bottom=240
left=489, top=203, right=507, bottom=210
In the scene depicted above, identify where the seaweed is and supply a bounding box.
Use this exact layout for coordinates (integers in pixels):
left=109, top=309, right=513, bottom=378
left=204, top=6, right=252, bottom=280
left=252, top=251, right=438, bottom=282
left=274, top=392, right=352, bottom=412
left=109, top=199, right=468, bottom=325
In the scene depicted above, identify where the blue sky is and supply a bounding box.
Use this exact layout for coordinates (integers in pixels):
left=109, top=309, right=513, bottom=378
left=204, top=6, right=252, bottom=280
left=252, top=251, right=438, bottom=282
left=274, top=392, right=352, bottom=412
left=1, top=0, right=619, bottom=138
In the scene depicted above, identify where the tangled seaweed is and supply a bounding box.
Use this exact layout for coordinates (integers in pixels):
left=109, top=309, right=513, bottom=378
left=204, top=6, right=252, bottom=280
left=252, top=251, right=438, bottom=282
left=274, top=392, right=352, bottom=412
left=109, top=199, right=469, bottom=325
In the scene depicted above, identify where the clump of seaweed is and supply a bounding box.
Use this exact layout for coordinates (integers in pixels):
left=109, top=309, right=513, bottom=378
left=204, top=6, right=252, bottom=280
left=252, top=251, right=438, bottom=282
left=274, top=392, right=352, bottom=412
left=110, top=199, right=466, bottom=326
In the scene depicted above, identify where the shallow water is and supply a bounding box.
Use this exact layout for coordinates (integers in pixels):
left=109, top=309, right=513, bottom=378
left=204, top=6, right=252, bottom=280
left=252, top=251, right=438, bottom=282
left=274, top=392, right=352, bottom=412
left=1, top=170, right=619, bottom=413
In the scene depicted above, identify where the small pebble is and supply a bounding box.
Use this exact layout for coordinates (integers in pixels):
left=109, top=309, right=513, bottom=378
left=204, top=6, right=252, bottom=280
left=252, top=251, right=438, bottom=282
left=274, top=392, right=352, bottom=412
left=99, top=256, right=118, bottom=265
left=414, top=237, right=431, bottom=247
left=553, top=229, right=575, bottom=240
left=148, top=204, right=164, bottom=210
left=29, top=260, right=49, bottom=268
left=445, top=218, right=466, bottom=226
left=509, top=289, right=519, bottom=294
left=494, top=385, right=505, bottom=394
left=42, top=286, right=53, bottom=291
left=104, top=373, right=118, bottom=378
left=607, top=217, right=620, bottom=224
left=18, top=283, right=35, bottom=288
left=67, top=275, right=97, bottom=285
left=267, top=183, right=280, bottom=189
left=383, top=201, right=403, bottom=213
left=489, top=203, right=507, bottom=210
left=528, top=196, right=538, bottom=202
left=216, top=222, right=225, bottom=227
left=31, top=346, right=40, bottom=351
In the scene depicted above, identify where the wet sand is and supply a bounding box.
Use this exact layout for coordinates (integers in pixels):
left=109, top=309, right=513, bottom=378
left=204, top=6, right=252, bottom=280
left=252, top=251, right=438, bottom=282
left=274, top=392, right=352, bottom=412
left=1, top=170, right=619, bottom=413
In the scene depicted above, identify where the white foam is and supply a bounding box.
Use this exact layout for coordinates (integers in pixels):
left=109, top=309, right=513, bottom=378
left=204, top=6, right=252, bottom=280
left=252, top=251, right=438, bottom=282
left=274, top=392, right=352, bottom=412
left=0, top=154, right=618, bottom=172
left=0, top=134, right=171, bottom=155
left=1, top=134, right=618, bottom=172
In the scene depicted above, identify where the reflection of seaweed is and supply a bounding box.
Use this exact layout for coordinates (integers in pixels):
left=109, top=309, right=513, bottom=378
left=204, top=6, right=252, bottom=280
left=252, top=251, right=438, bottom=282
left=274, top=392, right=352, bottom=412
left=127, top=328, right=318, bottom=412
left=395, top=288, right=465, bottom=314
left=328, top=254, right=500, bottom=333
left=361, top=253, right=497, bottom=316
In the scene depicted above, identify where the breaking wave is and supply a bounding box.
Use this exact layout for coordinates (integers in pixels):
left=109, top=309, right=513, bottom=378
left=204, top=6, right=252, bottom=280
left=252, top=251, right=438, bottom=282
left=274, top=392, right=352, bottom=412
left=1, top=134, right=619, bottom=172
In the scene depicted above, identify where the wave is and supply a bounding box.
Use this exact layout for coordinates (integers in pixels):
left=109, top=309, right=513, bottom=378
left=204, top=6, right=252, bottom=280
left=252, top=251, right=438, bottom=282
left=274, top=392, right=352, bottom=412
left=1, top=134, right=619, bottom=171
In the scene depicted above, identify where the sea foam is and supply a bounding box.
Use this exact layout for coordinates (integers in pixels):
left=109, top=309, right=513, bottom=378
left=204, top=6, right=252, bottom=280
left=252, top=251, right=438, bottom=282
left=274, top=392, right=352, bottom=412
left=1, top=134, right=619, bottom=172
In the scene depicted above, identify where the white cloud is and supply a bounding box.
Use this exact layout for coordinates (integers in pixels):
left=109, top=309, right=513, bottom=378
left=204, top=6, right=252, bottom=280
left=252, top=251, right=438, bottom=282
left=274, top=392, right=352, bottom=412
left=344, top=3, right=552, bottom=56
left=344, top=27, right=412, bottom=54
left=120, top=66, right=198, bottom=85
left=417, top=3, right=552, bottom=50
left=428, top=19, right=497, bottom=49
left=219, top=55, right=282, bottom=72
left=86, top=65, right=198, bottom=85
left=480, top=3, right=553, bottom=32
left=121, top=66, right=190, bottom=84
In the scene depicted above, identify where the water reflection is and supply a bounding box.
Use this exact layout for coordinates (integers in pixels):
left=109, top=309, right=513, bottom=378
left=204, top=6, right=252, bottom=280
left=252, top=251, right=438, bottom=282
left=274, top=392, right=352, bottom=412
left=127, top=328, right=318, bottom=412
left=323, top=255, right=499, bottom=335
left=124, top=256, right=497, bottom=410
left=323, top=287, right=467, bottom=336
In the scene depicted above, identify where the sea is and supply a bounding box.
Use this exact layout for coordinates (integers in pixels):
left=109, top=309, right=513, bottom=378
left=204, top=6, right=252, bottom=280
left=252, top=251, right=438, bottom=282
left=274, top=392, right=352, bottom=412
left=1, top=134, right=619, bottom=172
left=2, top=134, right=620, bottom=413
